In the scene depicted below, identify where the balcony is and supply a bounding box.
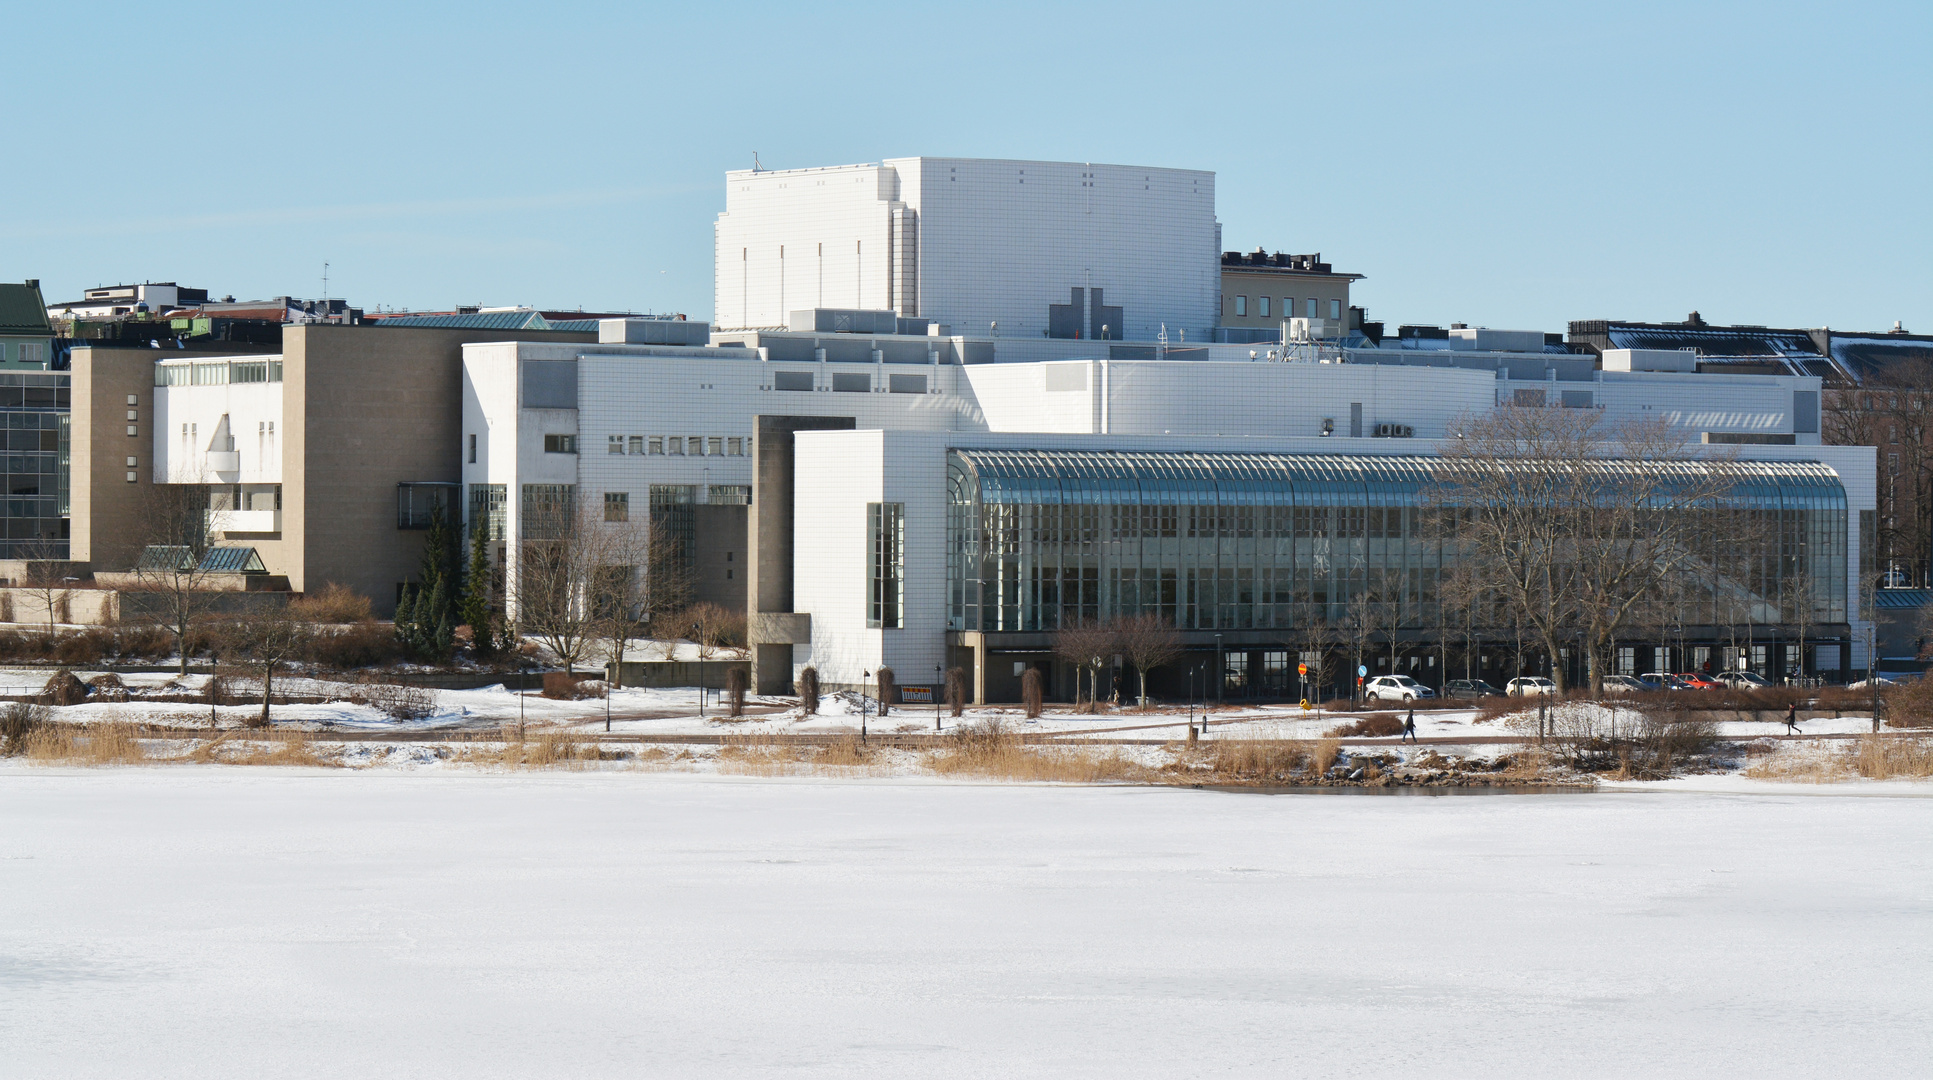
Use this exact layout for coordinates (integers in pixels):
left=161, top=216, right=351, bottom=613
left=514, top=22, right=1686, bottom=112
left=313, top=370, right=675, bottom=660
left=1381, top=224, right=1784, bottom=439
left=216, top=509, right=281, bottom=536
left=205, top=451, right=241, bottom=475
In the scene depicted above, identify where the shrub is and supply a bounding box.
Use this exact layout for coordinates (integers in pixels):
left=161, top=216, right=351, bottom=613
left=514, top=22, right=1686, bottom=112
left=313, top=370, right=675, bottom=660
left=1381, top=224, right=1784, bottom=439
left=86, top=672, right=129, bottom=703
left=796, top=666, right=820, bottom=715
left=1021, top=667, right=1043, bottom=719
left=354, top=677, right=439, bottom=720
left=113, top=624, right=174, bottom=659
left=1207, top=739, right=1314, bottom=782
left=541, top=671, right=604, bottom=700
left=945, top=666, right=967, bottom=718
left=1325, top=712, right=1403, bottom=738
left=0, top=702, right=48, bottom=755
left=874, top=667, right=895, bottom=715
left=40, top=668, right=88, bottom=707
left=51, top=629, right=112, bottom=665
left=726, top=666, right=748, bottom=717
left=300, top=622, right=408, bottom=669
left=288, top=582, right=374, bottom=624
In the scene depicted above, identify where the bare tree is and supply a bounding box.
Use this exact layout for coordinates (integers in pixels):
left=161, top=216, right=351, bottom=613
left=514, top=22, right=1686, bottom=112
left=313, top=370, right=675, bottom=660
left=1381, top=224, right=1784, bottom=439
left=223, top=606, right=311, bottom=728
left=1430, top=407, right=1737, bottom=695
left=1051, top=619, right=1118, bottom=708
left=590, top=518, right=685, bottom=689
left=1115, top=613, right=1183, bottom=706
left=128, top=483, right=231, bottom=677
left=1341, top=593, right=1391, bottom=702
left=18, top=538, right=72, bottom=640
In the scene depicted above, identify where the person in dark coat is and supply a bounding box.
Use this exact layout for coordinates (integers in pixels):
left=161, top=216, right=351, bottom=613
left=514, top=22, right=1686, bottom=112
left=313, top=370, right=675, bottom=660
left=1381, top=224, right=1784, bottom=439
left=1402, top=707, right=1418, bottom=743
left=1784, top=703, right=1802, bottom=735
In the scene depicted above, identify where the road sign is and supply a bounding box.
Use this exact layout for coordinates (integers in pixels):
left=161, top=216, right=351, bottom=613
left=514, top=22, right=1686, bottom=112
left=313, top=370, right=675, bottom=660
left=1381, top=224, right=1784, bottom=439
left=1357, top=664, right=1368, bottom=678
left=1297, top=662, right=1308, bottom=677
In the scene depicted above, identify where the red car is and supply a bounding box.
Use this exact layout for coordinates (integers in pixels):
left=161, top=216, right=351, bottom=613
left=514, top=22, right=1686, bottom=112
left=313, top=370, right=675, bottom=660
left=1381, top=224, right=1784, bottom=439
left=1674, top=672, right=1723, bottom=690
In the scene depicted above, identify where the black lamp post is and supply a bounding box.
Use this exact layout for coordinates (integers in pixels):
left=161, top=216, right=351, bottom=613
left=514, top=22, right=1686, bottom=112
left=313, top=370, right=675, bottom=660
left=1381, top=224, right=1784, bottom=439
left=692, top=622, right=704, bottom=719
left=1214, top=633, right=1224, bottom=708
left=861, top=670, right=871, bottom=742
left=934, top=663, right=943, bottom=732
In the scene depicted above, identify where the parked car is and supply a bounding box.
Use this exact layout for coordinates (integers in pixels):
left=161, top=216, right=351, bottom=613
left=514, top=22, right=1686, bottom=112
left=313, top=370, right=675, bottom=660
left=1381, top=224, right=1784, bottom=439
left=1713, top=671, right=1772, bottom=689
left=1442, top=678, right=1504, bottom=700
left=1506, top=676, right=1557, bottom=697
left=1675, top=672, right=1723, bottom=690
left=1364, top=674, right=1435, bottom=703
left=1600, top=674, right=1649, bottom=695
left=1640, top=672, right=1689, bottom=691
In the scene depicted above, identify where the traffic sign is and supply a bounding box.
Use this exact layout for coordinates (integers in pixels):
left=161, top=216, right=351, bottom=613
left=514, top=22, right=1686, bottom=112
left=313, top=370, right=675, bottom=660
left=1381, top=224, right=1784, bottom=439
left=1297, top=662, right=1308, bottom=677
left=1357, top=664, right=1368, bottom=678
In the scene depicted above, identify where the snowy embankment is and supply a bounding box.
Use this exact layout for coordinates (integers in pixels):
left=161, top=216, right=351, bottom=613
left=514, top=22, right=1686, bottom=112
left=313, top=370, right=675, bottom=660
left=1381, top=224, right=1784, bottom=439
left=0, top=770, right=1927, bottom=1078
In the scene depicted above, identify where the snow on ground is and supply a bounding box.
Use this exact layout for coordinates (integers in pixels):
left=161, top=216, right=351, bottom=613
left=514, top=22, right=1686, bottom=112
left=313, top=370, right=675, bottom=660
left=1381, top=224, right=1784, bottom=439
left=1, top=769, right=1927, bottom=1079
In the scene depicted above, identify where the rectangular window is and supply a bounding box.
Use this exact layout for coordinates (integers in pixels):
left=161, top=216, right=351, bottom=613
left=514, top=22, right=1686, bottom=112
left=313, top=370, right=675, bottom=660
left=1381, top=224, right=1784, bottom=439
left=520, top=484, right=575, bottom=539
left=709, top=484, right=751, bottom=505
left=728, top=437, right=744, bottom=456
left=543, top=434, right=577, bottom=454
left=832, top=372, right=870, bottom=393
left=1258, top=296, right=1269, bottom=318
left=469, top=484, right=507, bottom=540
left=668, top=437, right=683, bottom=455
left=1281, top=297, right=1294, bottom=317
left=773, top=371, right=814, bottom=391
left=1234, top=296, right=1247, bottom=317
left=468, top=434, right=477, bottom=463
left=1330, top=299, right=1342, bottom=320
left=650, top=485, right=697, bottom=574
left=648, top=436, right=664, bottom=455
left=1513, top=388, right=1546, bottom=407
left=604, top=491, right=629, bottom=522
left=397, top=482, right=459, bottom=529
left=607, top=435, right=625, bottom=454
left=628, top=436, right=644, bottom=455
left=888, top=373, right=927, bottom=394
left=868, top=502, right=904, bottom=629
left=1306, top=298, right=1317, bottom=319
left=707, top=437, right=724, bottom=456
left=689, top=435, right=705, bottom=456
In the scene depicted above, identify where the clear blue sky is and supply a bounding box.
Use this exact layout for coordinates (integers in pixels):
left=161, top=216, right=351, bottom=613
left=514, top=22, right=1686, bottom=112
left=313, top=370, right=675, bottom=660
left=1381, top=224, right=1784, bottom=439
left=6, top=0, right=1927, bottom=334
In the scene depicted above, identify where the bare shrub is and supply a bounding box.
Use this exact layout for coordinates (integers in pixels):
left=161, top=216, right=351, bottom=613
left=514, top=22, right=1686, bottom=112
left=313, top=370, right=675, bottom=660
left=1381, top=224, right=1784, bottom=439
left=1854, top=735, right=1933, bottom=780
left=796, top=666, right=820, bottom=715
left=875, top=667, right=895, bottom=715
left=288, top=582, right=374, bottom=623
left=40, top=668, right=88, bottom=707
left=113, top=624, right=174, bottom=659
left=815, top=734, right=874, bottom=768
left=301, top=622, right=407, bottom=670
left=26, top=721, right=148, bottom=766
left=541, top=671, right=604, bottom=700
left=726, top=666, right=748, bottom=717
left=1205, top=740, right=1314, bottom=782
left=1325, top=712, right=1403, bottom=738
left=354, top=677, right=439, bottom=720
left=0, top=702, right=48, bottom=755
left=86, top=673, right=130, bottom=703
left=52, top=631, right=110, bottom=666
left=945, top=666, right=966, bottom=718
left=1021, top=667, right=1043, bottom=719
left=1311, top=737, right=1341, bottom=776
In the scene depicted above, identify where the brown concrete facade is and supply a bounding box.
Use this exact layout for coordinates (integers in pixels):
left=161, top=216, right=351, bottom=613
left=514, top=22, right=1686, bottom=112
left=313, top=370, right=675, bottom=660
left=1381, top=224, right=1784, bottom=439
left=1219, top=267, right=1355, bottom=330
left=73, top=327, right=595, bottom=615
left=691, top=503, right=749, bottom=611
left=748, top=414, right=854, bottom=694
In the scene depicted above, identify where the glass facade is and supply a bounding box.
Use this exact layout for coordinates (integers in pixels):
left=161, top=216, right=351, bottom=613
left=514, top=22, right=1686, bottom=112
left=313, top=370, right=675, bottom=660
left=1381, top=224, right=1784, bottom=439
left=947, top=449, right=1848, bottom=636
left=0, top=372, right=70, bottom=557
left=868, top=502, right=904, bottom=629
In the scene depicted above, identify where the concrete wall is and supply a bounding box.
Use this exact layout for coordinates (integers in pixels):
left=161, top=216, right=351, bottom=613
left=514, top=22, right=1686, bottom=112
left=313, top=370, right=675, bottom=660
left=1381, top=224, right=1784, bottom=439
left=72, top=347, right=178, bottom=572
left=1219, top=268, right=1352, bottom=329
left=692, top=503, right=748, bottom=610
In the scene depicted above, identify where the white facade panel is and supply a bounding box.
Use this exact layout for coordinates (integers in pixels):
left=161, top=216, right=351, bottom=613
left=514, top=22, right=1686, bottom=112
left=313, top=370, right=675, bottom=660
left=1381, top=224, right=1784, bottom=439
left=152, top=375, right=284, bottom=485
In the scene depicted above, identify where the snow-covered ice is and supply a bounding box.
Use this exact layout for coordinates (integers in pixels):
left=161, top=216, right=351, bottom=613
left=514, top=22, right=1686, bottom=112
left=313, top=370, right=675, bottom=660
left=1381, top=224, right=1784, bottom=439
left=2, top=768, right=1928, bottom=1078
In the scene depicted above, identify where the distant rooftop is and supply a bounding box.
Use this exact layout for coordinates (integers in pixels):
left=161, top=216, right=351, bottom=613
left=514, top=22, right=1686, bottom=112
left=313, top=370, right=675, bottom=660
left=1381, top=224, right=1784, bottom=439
left=1221, top=249, right=1363, bottom=280
left=1568, top=314, right=1933, bottom=386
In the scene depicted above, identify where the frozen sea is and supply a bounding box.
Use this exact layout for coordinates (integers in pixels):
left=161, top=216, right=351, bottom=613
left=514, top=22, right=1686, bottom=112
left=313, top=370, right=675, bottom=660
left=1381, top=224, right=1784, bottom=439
left=2, top=769, right=1929, bottom=1078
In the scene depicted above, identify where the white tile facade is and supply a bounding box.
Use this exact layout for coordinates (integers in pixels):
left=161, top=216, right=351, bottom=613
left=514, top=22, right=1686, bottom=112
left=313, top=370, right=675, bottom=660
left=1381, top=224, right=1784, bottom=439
left=715, top=157, right=1219, bottom=341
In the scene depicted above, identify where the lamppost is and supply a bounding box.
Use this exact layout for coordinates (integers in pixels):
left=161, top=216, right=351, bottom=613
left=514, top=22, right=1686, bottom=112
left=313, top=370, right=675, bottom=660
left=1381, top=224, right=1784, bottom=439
left=1090, top=654, right=1104, bottom=713
left=934, top=663, right=943, bottom=732
left=692, top=622, right=704, bottom=719
left=1214, top=633, right=1224, bottom=708
left=861, top=670, right=871, bottom=742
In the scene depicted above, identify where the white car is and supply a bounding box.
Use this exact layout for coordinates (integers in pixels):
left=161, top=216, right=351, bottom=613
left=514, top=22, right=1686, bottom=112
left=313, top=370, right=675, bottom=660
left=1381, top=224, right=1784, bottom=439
left=1506, top=676, right=1557, bottom=697
left=1364, top=675, right=1435, bottom=703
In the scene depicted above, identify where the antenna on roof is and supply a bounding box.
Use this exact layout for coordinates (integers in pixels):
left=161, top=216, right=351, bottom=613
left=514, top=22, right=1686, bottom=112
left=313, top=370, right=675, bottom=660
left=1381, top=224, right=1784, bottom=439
left=752, top=151, right=762, bottom=173
left=322, top=261, right=330, bottom=303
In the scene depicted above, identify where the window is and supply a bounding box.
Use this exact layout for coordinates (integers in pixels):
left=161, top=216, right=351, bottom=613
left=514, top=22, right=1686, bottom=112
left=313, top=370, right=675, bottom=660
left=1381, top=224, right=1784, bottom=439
left=1234, top=296, right=1247, bottom=317
left=709, top=484, right=751, bottom=505
left=1281, top=297, right=1295, bottom=317
left=648, top=436, right=664, bottom=455
left=833, top=372, right=870, bottom=393
left=520, top=484, right=575, bottom=539
left=651, top=485, right=696, bottom=573
left=608, top=435, right=625, bottom=454
left=1513, top=388, right=1546, bottom=407
left=773, top=370, right=813, bottom=391
left=604, top=491, right=629, bottom=522
left=397, top=482, right=459, bottom=529
left=543, top=434, right=577, bottom=454
left=1258, top=296, right=1269, bottom=318
left=727, top=437, right=744, bottom=456
left=1330, top=299, right=1342, bottom=320
left=668, top=437, right=683, bottom=455
left=888, top=373, right=927, bottom=394
left=1306, top=298, right=1317, bottom=319
left=468, top=435, right=477, bottom=463
left=689, top=435, right=704, bottom=456
left=127, top=395, right=138, bottom=406
left=707, top=437, right=724, bottom=457
left=470, top=484, right=507, bottom=540
left=867, top=502, right=904, bottom=629
left=628, top=436, right=644, bottom=455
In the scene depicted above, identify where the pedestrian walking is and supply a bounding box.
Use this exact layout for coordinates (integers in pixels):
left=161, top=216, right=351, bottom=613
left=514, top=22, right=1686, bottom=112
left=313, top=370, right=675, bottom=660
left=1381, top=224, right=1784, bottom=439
left=1402, top=707, right=1418, bottom=743
left=1784, top=702, right=1801, bottom=735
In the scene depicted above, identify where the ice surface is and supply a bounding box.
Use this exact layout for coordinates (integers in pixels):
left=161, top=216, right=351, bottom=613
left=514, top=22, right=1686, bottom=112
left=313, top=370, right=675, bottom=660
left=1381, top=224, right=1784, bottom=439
left=2, top=769, right=1929, bottom=1078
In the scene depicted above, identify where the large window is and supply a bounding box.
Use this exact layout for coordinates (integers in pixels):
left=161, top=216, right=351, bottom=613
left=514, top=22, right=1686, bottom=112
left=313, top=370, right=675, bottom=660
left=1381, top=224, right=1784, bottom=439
left=396, top=482, right=458, bottom=529
left=1234, top=296, right=1247, bottom=317
left=604, top=492, right=629, bottom=522
left=868, top=501, right=904, bottom=629
left=1258, top=296, right=1270, bottom=318
left=651, top=485, right=696, bottom=574
left=520, top=484, right=574, bottom=539
left=469, top=483, right=506, bottom=540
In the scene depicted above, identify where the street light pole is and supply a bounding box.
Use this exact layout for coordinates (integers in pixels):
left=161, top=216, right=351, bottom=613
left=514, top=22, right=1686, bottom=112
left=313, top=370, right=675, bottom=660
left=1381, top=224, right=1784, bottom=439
left=862, top=669, right=871, bottom=743
left=935, top=663, right=942, bottom=732
left=1214, top=633, right=1224, bottom=709
left=692, top=622, right=704, bottom=719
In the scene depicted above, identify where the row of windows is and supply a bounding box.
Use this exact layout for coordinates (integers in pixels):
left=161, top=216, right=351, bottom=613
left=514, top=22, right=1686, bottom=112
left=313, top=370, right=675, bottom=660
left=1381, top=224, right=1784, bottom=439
left=602, top=435, right=749, bottom=457
left=1229, top=296, right=1342, bottom=320
left=601, top=484, right=751, bottom=521
left=154, top=360, right=283, bottom=386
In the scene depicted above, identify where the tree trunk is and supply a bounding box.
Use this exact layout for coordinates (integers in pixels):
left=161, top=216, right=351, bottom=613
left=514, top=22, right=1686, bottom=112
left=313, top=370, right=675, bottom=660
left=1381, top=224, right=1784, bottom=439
left=260, top=661, right=273, bottom=728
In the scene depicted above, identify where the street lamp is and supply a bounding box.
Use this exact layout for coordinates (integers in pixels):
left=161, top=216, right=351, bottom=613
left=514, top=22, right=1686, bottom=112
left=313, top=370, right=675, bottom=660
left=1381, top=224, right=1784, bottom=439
left=935, top=663, right=943, bottom=732
left=692, top=622, right=704, bottom=719
left=861, top=670, right=871, bottom=742
left=1214, top=633, right=1224, bottom=708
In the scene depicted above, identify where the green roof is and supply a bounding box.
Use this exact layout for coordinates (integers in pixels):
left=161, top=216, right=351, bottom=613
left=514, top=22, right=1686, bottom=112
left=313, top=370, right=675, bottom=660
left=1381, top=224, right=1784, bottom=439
left=0, top=282, right=51, bottom=336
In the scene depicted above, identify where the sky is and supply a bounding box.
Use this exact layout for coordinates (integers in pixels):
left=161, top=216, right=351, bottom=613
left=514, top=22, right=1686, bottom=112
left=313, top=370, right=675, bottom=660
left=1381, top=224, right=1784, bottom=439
left=4, top=0, right=1928, bottom=335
